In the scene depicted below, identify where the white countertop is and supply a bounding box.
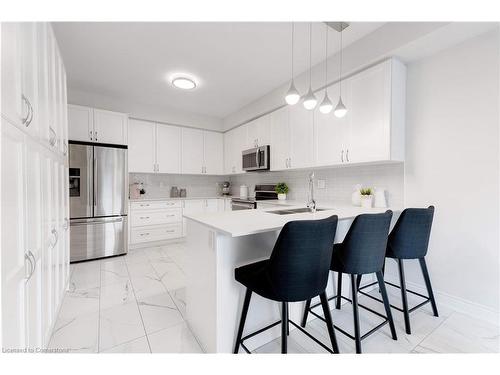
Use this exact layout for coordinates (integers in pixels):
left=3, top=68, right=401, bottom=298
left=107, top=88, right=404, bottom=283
left=129, top=196, right=232, bottom=202
left=184, top=202, right=397, bottom=237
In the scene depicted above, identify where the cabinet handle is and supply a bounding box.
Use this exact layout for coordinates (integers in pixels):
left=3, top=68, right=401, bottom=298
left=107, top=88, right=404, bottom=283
left=25, top=252, right=34, bottom=280
left=89, top=130, right=93, bottom=141
left=63, top=142, right=68, bottom=156
left=139, top=216, right=150, bottom=219
left=51, top=228, right=59, bottom=248
left=288, top=158, right=292, bottom=168
left=140, top=203, right=150, bottom=207
left=346, top=149, right=349, bottom=162
left=49, top=127, right=57, bottom=147
left=165, top=230, right=175, bottom=233
left=341, top=150, right=344, bottom=163
left=94, top=131, right=98, bottom=142
left=21, top=95, right=32, bottom=126
left=139, top=232, right=150, bottom=236
left=63, top=218, right=69, bottom=230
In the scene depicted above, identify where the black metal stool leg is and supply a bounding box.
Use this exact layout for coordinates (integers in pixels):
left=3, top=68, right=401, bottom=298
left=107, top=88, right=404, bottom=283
left=285, top=302, right=290, bottom=336
left=398, top=259, right=411, bottom=334
left=320, top=292, right=339, bottom=353
left=336, top=272, right=342, bottom=309
left=356, top=274, right=362, bottom=289
left=234, top=289, right=252, bottom=353
left=419, top=258, right=439, bottom=317
left=301, top=299, right=311, bottom=328
left=281, top=302, right=288, bottom=353
left=376, top=271, right=397, bottom=340
left=350, top=275, right=362, bottom=354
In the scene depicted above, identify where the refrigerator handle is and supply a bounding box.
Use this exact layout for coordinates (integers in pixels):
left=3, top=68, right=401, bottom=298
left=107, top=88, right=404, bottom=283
left=94, top=156, right=97, bottom=209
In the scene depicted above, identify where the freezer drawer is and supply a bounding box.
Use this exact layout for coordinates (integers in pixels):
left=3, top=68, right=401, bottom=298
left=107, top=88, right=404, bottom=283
left=70, top=216, right=128, bottom=262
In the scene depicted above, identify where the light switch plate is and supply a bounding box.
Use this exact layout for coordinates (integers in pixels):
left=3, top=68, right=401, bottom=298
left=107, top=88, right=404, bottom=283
left=317, top=179, right=326, bottom=189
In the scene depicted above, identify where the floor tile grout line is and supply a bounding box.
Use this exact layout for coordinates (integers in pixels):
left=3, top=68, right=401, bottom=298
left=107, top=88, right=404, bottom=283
left=124, top=254, right=154, bottom=353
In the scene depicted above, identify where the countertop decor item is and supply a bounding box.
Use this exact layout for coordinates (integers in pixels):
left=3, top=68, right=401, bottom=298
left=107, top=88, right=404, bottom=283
left=373, top=187, right=387, bottom=208
left=360, top=188, right=373, bottom=208
left=275, top=182, right=289, bottom=200
left=351, top=184, right=362, bottom=206
left=179, top=188, right=187, bottom=198
left=170, top=186, right=179, bottom=198
left=222, top=181, right=231, bottom=196
left=239, top=185, right=249, bottom=199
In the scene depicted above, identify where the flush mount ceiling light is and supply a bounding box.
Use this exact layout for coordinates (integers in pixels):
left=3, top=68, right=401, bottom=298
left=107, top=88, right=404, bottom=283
left=171, top=76, right=197, bottom=90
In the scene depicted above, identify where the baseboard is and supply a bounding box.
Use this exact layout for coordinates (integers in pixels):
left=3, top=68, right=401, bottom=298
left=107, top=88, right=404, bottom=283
left=384, top=274, right=499, bottom=326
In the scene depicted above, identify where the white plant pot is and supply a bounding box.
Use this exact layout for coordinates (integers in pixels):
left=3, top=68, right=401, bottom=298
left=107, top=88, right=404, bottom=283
left=278, top=193, right=287, bottom=200
left=361, top=195, right=373, bottom=208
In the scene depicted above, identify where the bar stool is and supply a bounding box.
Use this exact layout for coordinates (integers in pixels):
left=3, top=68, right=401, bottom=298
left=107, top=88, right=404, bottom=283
left=357, top=206, right=438, bottom=334
left=233, top=216, right=340, bottom=354
left=301, top=211, right=397, bottom=354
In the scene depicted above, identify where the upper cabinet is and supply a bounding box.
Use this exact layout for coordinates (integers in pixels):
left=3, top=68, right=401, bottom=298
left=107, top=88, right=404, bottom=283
left=224, top=124, right=247, bottom=174
left=181, top=128, right=223, bottom=175
left=245, top=115, right=271, bottom=149
left=270, top=106, right=290, bottom=171
left=156, top=124, right=181, bottom=174
left=68, top=104, right=128, bottom=145
left=128, top=119, right=156, bottom=173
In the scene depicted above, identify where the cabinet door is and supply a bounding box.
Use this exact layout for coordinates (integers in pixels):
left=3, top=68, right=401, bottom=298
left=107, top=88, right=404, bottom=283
left=128, top=119, right=156, bottom=173
left=25, top=257, right=42, bottom=349
left=1, top=23, right=23, bottom=127
left=156, top=123, right=181, bottom=174
left=68, top=104, right=92, bottom=142
left=93, top=108, right=128, bottom=145
left=36, top=23, right=51, bottom=146
left=204, top=131, right=223, bottom=175
left=348, top=62, right=391, bottom=162
left=223, top=131, right=234, bottom=174
left=289, top=104, right=314, bottom=169
left=1, top=121, right=28, bottom=349
left=182, top=199, right=205, bottom=235
left=246, top=115, right=271, bottom=148
left=270, top=106, right=290, bottom=171
left=181, top=127, right=204, bottom=174
left=232, top=124, right=248, bottom=174
left=204, top=199, right=219, bottom=213
left=314, top=87, right=350, bottom=166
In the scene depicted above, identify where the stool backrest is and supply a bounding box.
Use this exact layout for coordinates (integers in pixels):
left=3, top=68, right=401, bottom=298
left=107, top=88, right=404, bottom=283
left=387, top=206, right=435, bottom=259
left=268, top=215, right=338, bottom=302
left=339, top=211, right=393, bottom=275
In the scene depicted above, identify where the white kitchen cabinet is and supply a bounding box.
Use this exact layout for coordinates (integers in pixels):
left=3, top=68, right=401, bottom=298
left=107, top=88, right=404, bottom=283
left=270, top=106, right=290, bottom=171
left=181, top=128, right=224, bottom=175
left=205, top=199, right=219, bottom=213
left=245, top=114, right=271, bottom=148
left=225, top=124, right=248, bottom=174
left=68, top=104, right=128, bottom=145
left=1, top=23, right=69, bottom=350
left=289, top=104, right=314, bottom=169
left=156, top=123, right=181, bottom=173
left=128, top=119, right=156, bottom=173
left=314, top=86, right=351, bottom=166
left=204, top=131, right=223, bottom=175
left=93, top=108, right=128, bottom=145
left=181, top=127, right=205, bottom=174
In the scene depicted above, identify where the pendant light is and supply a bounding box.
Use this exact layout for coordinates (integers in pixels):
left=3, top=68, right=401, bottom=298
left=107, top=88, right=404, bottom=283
left=334, top=24, right=348, bottom=118
left=285, top=23, right=300, bottom=105
left=319, top=24, right=333, bottom=114
left=303, top=23, right=317, bottom=110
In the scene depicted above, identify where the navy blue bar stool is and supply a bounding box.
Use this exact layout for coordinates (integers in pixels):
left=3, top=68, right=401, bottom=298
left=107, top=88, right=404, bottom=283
left=233, top=216, right=340, bottom=354
left=301, top=211, right=397, bottom=354
left=358, top=206, right=438, bottom=334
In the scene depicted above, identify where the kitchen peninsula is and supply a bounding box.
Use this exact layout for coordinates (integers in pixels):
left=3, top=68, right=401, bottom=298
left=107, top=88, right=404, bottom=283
left=184, top=202, right=400, bottom=353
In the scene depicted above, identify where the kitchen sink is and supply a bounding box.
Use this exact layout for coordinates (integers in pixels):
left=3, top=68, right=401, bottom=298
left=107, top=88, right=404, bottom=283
left=266, top=208, right=329, bottom=215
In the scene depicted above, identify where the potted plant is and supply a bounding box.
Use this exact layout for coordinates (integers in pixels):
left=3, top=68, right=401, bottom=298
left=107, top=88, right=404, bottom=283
left=359, top=188, right=373, bottom=208
left=275, top=182, right=289, bottom=200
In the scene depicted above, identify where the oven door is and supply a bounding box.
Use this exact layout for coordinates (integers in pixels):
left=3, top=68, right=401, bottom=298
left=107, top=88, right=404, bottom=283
left=242, top=146, right=270, bottom=171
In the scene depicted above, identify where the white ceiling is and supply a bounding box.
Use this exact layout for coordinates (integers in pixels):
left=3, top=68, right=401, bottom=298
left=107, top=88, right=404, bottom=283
left=52, top=22, right=384, bottom=119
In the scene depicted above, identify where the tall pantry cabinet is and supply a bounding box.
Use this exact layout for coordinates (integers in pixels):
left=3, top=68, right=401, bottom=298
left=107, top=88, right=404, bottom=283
left=1, top=22, right=69, bottom=350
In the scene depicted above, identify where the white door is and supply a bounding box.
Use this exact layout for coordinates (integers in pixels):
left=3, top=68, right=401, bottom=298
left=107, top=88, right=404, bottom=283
left=1, top=23, right=24, bottom=127
left=1, top=121, right=28, bottom=349
left=181, top=127, right=204, bottom=174
left=68, top=104, right=92, bottom=142
left=349, top=62, right=391, bottom=163
left=270, top=106, right=290, bottom=171
left=314, top=87, right=350, bottom=166
left=93, top=108, right=128, bottom=145
left=203, top=131, right=223, bottom=175
left=128, top=119, right=156, bottom=173
left=156, top=123, right=181, bottom=174
left=289, top=103, right=314, bottom=169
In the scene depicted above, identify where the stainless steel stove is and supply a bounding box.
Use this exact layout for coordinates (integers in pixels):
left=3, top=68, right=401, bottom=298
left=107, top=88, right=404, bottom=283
left=230, top=184, right=277, bottom=210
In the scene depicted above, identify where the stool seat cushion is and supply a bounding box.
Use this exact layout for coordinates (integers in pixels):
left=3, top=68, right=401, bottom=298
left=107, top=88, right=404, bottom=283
left=235, top=259, right=278, bottom=301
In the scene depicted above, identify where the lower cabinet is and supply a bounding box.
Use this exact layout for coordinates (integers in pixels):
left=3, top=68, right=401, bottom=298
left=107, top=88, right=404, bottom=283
left=129, top=198, right=229, bottom=247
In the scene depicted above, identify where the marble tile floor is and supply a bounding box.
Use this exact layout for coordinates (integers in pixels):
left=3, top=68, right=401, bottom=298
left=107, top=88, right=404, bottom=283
left=48, top=242, right=499, bottom=354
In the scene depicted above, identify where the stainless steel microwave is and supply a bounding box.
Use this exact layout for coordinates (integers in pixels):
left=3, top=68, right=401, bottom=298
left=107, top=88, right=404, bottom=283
left=242, top=145, right=270, bottom=171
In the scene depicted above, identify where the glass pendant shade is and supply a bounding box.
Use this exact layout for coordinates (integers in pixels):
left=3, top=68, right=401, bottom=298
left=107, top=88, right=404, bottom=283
left=334, top=97, right=347, bottom=118
left=303, top=88, right=317, bottom=110
left=285, top=81, right=300, bottom=105
left=319, top=93, right=333, bottom=114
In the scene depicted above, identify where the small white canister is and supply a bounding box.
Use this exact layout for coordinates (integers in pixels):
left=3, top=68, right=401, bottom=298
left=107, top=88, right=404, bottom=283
left=239, top=185, right=249, bottom=199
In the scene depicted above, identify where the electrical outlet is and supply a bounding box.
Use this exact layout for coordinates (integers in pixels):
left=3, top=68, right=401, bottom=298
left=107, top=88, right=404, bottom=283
left=317, top=179, right=326, bottom=189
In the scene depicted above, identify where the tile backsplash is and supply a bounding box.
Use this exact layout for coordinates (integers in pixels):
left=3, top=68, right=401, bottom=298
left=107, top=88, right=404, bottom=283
left=229, top=163, right=405, bottom=208
left=130, top=163, right=404, bottom=207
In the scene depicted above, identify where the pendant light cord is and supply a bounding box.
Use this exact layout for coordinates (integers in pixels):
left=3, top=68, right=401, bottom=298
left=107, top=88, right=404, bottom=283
left=325, top=24, right=328, bottom=89
left=339, top=26, right=343, bottom=97
left=309, top=22, right=312, bottom=86
left=291, top=22, right=294, bottom=79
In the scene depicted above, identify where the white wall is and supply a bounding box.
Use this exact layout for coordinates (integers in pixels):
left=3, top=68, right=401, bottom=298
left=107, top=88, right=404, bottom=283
left=398, top=29, right=499, bottom=313
left=68, top=87, right=224, bottom=132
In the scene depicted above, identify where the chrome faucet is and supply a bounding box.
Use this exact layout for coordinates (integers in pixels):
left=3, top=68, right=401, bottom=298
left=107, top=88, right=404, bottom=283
left=307, top=172, right=316, bottom=213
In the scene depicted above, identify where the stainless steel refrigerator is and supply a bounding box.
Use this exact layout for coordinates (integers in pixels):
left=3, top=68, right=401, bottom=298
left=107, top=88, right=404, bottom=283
left=69, top=142, right=128, bottom=262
